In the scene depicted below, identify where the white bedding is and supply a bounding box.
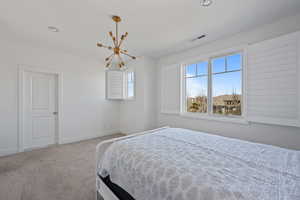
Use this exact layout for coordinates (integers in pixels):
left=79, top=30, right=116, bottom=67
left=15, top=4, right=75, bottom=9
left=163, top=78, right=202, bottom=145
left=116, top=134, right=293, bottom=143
left=98, top=128, right=300, bottom=200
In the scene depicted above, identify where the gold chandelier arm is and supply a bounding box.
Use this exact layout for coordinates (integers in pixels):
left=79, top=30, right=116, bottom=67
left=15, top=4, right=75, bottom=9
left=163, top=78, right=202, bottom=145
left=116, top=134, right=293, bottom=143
left=105, top=56, right=114, bottom=68
left=105, top=61, right=112, bottom=68
left=118, top=35, right=124, bottom=48
left=108, top=32, right=117, bottom=47
left=117, top=54, right=125, bottom=66
left=116, top=21, right=119, bottom=46
left=120, top=50, right=136, bottom=60
left=105, top=53, right=114, bottom=61
left=118, top=32, right=128, bottom=48
left=97, top=43, right=113, bottom=50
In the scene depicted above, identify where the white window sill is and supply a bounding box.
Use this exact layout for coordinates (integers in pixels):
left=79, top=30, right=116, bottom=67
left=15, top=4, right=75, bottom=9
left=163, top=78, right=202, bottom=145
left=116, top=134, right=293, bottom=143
left=180, top=112, right=249, bottom=125
left=123, top=97, right=135, bottom=101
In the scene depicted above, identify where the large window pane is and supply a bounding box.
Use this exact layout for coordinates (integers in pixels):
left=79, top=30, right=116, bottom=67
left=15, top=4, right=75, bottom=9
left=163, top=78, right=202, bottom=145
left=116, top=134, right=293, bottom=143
left=212, top=57, right=225, bottom=73
left=212, top=71, right=242, bottom=116
left=186, top=77, right=207, bottom=113
left=227, top=53, right=241, bottom=71
left=197, top=61, right=208, bottom=75
left=186, top=64, right=197, bottom=77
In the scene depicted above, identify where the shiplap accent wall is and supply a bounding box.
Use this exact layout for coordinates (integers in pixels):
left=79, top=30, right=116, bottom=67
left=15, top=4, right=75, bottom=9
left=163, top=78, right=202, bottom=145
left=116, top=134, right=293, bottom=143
left=247, top=31, right=300, bottom=127
left=160, top=31, right=300, bottom=127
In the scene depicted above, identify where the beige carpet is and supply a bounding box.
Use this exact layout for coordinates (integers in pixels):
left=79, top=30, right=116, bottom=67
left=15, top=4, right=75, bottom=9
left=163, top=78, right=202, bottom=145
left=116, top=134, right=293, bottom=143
left=0, top=134, right=123, bottom=200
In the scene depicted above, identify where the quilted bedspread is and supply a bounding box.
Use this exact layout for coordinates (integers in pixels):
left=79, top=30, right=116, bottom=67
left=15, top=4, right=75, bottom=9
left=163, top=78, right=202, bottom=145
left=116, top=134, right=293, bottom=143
left=98, top=128, right=300, bottom=200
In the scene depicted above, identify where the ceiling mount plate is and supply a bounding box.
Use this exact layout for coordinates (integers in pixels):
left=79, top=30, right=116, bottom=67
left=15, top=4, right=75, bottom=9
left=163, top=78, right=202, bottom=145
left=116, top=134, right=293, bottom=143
left=112, top=15, right=121, bottom=23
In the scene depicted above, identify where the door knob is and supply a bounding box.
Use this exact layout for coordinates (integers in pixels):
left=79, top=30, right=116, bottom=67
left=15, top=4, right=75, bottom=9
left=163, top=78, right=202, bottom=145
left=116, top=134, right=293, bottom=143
left=53, top=112, right=58, bottom=115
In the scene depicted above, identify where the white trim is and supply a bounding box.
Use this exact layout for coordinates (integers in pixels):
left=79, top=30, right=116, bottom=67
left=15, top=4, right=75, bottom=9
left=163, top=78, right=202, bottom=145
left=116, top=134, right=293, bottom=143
left=248, top=116, right=300, bottom=127
left=180, top=63, right=185, bottom=113
left=207, top=58, right=212, bottom=114
left=60, top=129, right=120, bottom=145
left=160, top=110, right=180, bottom=115
left=180, top=112, right=249, bottom=125
left=0, top=148, right=18, bottom=157
left=242, top=47, right=248, bottom=121
left=18, top=65, right=63, bottom=153
left=298, top=31, right=300, bottom=127
left=179, top=45, right=247, bottom=67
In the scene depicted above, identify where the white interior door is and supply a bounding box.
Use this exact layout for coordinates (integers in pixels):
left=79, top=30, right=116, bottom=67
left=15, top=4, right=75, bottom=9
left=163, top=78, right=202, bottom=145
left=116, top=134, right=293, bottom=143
left=23, top=71, right=58, bottom=150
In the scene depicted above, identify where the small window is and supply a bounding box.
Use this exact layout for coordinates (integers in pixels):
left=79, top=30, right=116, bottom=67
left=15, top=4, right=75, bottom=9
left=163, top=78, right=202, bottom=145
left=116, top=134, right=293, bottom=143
left=126, top=71, right=135, bottom=99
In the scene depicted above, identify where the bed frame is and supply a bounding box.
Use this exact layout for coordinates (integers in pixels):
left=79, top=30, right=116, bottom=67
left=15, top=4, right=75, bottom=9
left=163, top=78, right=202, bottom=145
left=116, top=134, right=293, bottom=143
left=95, top=127, right=169, bottom=200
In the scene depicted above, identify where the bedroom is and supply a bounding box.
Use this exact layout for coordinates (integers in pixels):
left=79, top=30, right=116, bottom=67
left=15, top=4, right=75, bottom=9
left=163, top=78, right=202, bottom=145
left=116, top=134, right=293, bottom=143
left=0, top=0, right=300, bottom=200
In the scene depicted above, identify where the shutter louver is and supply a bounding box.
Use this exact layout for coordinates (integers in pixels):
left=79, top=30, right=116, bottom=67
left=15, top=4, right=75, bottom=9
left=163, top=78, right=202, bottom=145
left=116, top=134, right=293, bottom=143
left=106, top=71, right=124, bottom=99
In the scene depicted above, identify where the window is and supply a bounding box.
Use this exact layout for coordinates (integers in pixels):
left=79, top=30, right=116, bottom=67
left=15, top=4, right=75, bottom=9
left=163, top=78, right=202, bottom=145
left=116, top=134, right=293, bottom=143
left=126, top=71, right=135, bottom=99
left=184, top=52, right=242, bottom=117
left=106, top=70, right=135, bottom=100
left=186, top=62, right=208, bottom=113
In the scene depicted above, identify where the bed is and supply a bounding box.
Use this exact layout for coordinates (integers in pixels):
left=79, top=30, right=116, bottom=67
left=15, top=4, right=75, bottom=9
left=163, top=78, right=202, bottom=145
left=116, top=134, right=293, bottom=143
left=95, top=127, right=300, bottom=200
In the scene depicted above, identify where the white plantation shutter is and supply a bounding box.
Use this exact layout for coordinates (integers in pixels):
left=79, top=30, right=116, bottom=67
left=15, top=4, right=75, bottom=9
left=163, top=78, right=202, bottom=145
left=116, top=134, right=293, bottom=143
left=161, top=64, right=181, bottom=114
left=106, top=70, right=124, bottom=99
left=247, top=31, right=300, bottom=127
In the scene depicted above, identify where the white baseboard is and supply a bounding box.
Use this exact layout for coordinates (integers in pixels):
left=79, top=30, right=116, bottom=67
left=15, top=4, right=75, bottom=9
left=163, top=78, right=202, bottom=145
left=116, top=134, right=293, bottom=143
left=120, top=128, right=149, bottom=135
left=60, top=129, right=120, bottom=145
left=0, top=148, right=18, bottom=157
left=0, top=130, right=120, bottom=157
left=119, top=130, right=130, bottom=135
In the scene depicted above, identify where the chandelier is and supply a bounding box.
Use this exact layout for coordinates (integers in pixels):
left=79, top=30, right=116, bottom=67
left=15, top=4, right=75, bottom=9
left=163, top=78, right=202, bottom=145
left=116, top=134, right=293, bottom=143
left=97, top=16, right=136, bottom=69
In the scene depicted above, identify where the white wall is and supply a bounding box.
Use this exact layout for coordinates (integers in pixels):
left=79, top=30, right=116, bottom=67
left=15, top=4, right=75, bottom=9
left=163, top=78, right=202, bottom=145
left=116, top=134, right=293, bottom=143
left=119, top=57, right=157, bottom=134
left=2, top=13, right=300, bottom=157
left=0, top=37, right=120, bottom=156
left=157, top=14, right=300, bottom=150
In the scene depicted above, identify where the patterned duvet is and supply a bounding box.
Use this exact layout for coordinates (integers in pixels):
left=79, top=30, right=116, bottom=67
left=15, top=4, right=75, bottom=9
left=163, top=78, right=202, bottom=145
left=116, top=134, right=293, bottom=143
left=98, top=128, right=300, bottom=200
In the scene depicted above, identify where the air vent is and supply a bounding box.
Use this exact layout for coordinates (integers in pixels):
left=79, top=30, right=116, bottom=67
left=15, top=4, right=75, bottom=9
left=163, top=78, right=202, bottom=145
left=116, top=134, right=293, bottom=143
left=48, top=26, right=59, bottom=32
left=191, top=34, right=206, bottom=41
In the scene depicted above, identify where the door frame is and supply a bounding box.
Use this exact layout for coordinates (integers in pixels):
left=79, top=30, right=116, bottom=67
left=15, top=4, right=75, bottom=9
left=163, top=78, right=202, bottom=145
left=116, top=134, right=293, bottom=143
left=18, top=65, right=63, bottom=152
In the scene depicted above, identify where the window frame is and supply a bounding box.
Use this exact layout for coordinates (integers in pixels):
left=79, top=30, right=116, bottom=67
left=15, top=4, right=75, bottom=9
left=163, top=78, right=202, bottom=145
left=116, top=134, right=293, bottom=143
left=181, top=48, right=247, bottom=124
left=183, top=60, right=209, bottom=114
left=124, top=70, right=135, bottom=100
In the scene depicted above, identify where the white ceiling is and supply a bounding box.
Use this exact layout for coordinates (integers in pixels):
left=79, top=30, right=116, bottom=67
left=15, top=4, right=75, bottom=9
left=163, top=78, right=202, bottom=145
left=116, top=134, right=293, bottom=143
left=1, top=0, right=300, bottom=59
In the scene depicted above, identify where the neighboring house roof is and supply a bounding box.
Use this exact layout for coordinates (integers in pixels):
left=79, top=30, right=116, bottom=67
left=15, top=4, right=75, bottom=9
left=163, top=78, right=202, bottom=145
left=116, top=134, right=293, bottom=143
left=213, top=94, right=241, bottom=106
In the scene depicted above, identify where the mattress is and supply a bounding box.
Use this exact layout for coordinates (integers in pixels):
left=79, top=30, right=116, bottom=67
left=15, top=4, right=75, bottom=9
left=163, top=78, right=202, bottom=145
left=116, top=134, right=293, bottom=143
left=98, top=128, right=300, bottom=200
